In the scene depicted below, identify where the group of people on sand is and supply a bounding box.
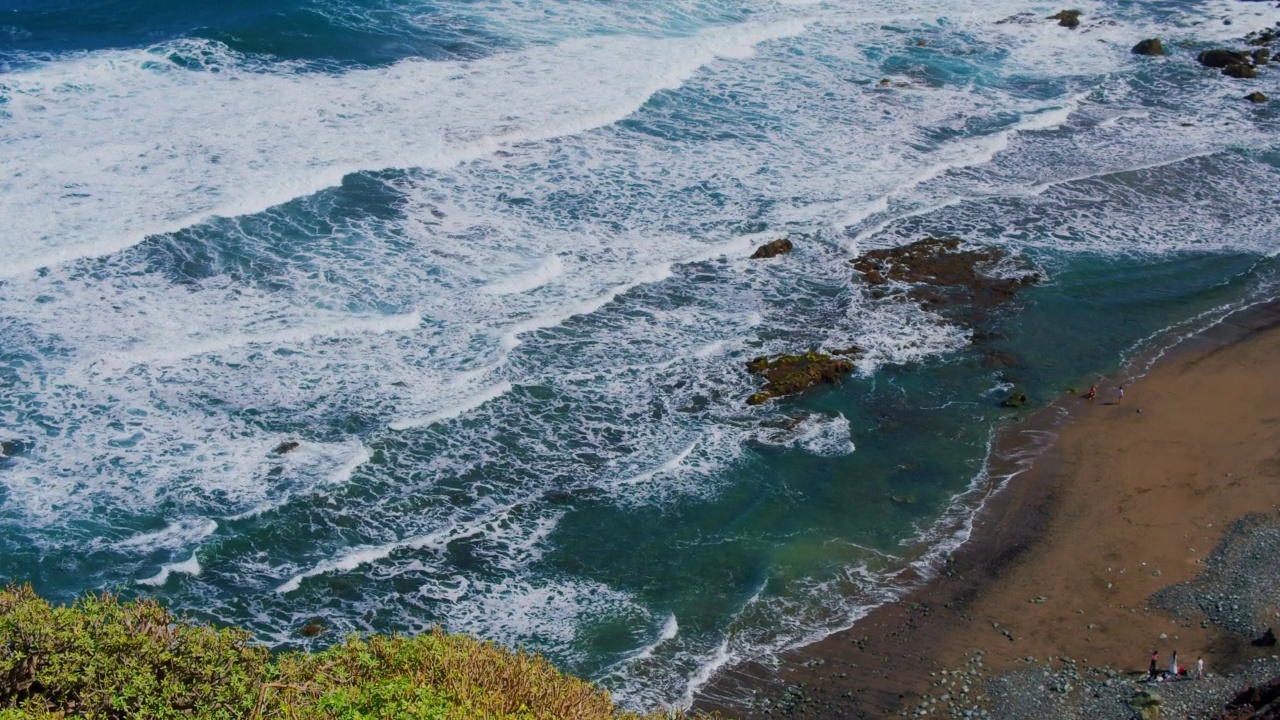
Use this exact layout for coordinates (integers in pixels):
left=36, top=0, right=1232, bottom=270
left=1148, top=649, right=1204, bottom=682
left=1083, top=384, right=1123, bottom=403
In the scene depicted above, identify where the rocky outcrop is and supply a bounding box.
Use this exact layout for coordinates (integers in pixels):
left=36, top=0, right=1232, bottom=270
left=272, top=441, right=300, bottom=455
left=750, top=237, right=793, bottom=259
left=1247, top=28, right=1278, bottom=47
left=745, top=350, right=859, bottom=405
left=1132, top=38, right=1165, bottom=56
left=1247, top=91, right=1270, bottom=103
left=1217, top=675, right=1280, bottom=719
left=1255, top=48, right=1272, bottom=65
left=1224, top=63, right=1258, bottom=78
left=1199, top=49, right=1250, bottom=68
left=1049, top=10, right=1081, bottom=28
left=851, top=237, right=1040, bottom=315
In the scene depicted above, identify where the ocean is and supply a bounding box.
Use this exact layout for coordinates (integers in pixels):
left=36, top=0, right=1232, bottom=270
left=1, top=0, right=1278, bottom=710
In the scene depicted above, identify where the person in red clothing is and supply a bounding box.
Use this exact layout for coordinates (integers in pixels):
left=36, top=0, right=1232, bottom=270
left=1085, top=385, right=1097, bottom=400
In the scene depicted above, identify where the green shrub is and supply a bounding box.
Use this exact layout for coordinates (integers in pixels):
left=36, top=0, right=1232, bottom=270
left=0, top=585, right=717, bottom=720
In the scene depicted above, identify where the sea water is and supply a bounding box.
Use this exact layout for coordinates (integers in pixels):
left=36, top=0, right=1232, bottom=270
left=1, top=0, right=1278, bottom=709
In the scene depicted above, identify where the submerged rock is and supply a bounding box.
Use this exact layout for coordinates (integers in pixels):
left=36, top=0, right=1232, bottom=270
left=750, top=237, right=794, bottom=259
left=745, top=350, right=858, bottom=405
left=1199, top=49, right=1250, bottom=68
left=272, top=441, right=301, bottom=455
left=1224, top=63, right=1258, bottom=79
left=1254, top=48, right=1272, bottom=65
left=1247, top=28, right=1278, bottom=47
left=1132, top=38, right=1165, bottom=55
left=1246, top=91, right=1270, bottom=103
left=299, top=619, right=325, bottom=637
left=1001, top=391, right=1029, bottom=409
left=1049, top=10, right=1081, bottom=28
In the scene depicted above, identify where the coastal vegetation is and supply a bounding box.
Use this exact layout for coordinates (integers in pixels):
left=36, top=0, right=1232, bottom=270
left=0, top=584, right=711, bottom=720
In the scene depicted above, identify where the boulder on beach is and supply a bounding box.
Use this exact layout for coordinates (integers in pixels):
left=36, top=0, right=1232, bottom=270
left=1254, top=627, right=1277, bottom=647
left=1132, top=38, right=1165, bottom=56
left=1218, top=673, right=1280, bottom=719
left=1130, top=690, right=1163, bottom=720
left=1246, top=91, right=1269, bottom=103
left=750, top=237, right=794, bottom=259
left=1253, top=48, right=1271, bottom=65
left=745, top=350, right=859, bottom=405
left=1223, top=63, right=1258, bottom=79
left=1198, top=49, right=1250, bottom=68
left=1048, top=10, right=1081, bottom=28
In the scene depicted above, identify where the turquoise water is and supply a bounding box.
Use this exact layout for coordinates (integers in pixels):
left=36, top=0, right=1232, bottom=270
left=2, top=0, right=1279, bottom=709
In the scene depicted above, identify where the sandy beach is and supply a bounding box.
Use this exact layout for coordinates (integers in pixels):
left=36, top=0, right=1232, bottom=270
left=696, top=301, right=1280, bottom=718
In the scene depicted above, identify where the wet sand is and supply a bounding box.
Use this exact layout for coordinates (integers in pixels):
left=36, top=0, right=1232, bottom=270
left=694, top=301, right=1280, bottom=718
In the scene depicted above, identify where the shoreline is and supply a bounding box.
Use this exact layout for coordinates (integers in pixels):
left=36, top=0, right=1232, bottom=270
left=693, top=298, right=1280, bottom=718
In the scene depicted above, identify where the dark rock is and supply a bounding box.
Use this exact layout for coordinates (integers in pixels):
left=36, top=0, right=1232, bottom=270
left=1049, top=10, right=1081, bottom=28
left=996, top=12, right=1037, bottom=25
left=1132, top=38, right=1165, bottom=56
left=980, top=350, right=1021, bottom=369
left=272, top=441, right=301, bottom=455
left=1247, top=28, right=1278, bottom=47
left=750, top=237, right=794, bottom=259
left=1254, top=627, right=1278, bottom=647
left=1247, top=91, right=1270, bottom=103
left=745, top=351, right=857, bottom=405
left=299, top=619, right=325, bottom=637
left=851, top=237, right=1040, bottom=319
left=1199, top=49, right=1250, bottom=68
left=1001, top=391, right=1029, bottom=409
left=1221, top=674, right=1280, bottom=716
left=0, top=440, right=22, bottom=457
left=1224, top=63, right=1258, bottom=79
left=1254, top=48, right=1272, bottom=65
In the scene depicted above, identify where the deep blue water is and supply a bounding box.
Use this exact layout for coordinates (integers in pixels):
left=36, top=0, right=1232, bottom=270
left=2, top=0, right=1278, bottom=709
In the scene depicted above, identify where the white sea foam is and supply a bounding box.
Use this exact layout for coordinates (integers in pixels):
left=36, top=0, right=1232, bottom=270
left=0, top=20, right=806, bottom=276
left=113, top=518, right=218, bottom=552
left=390, top=382, right=515, bottom=431
left=4, top=0, right=1280, bottom=712
left=138, top=553, right=203, bottom=587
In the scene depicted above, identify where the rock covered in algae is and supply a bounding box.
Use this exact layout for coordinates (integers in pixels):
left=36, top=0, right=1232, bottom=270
left=850, top=236, right=1040, bottom=313
left=745, top=349, right=860, bottom=405
left=1132, top=38, right=1165, bottom=56
left=750, top=237, right=794, bottom=259
left=1049, top=9, right=1081, bottom=28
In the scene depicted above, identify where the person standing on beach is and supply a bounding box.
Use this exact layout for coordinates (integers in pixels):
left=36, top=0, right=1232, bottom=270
left=1116, top=385, right=1125, bottom=404
left=1149, top=650, right=1159, bottom=680
left=1169, top=650, right=1178, bottom=678
left=1197, top=657, right=1205, bottom=679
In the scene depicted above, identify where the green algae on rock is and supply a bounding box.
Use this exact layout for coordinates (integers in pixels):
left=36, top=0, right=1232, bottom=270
left=749, top=237, right=793, bottom=259
left=1131, top=38, right=1165, bottom=56
left=1048, top=9, right=1081, bottom=28
left=850, top=237, right=1040, bottom=313
left=745, top=350, right=859, bottom=405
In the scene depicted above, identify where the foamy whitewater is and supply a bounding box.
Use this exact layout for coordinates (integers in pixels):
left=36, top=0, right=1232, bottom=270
left=2, top=0, right=1278, bottom=709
